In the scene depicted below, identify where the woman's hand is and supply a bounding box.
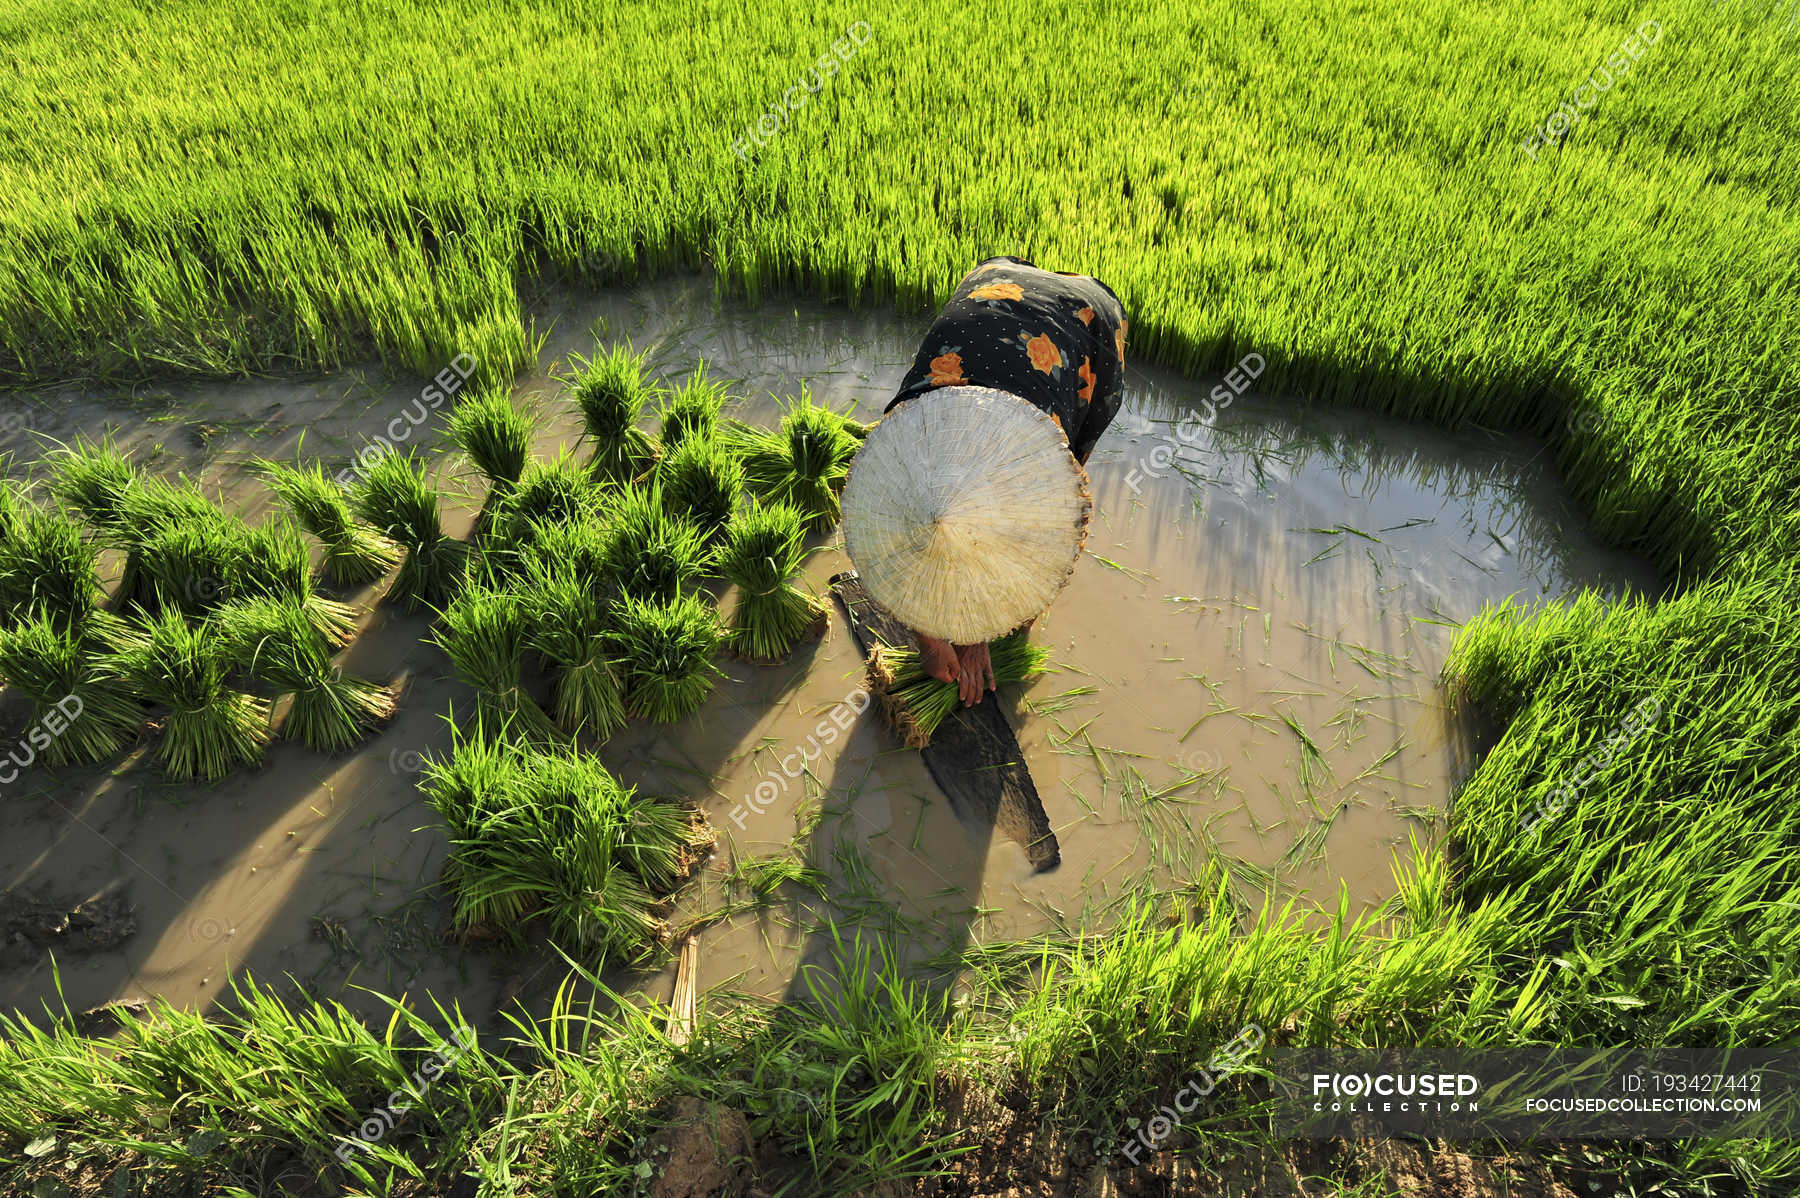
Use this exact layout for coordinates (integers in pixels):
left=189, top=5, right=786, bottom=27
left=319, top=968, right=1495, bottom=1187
left=953, top=641, right=996, bottom=706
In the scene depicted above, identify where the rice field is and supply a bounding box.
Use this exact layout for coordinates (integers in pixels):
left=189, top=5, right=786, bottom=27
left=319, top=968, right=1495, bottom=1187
left=2, top=0, right=1798, bottom=1194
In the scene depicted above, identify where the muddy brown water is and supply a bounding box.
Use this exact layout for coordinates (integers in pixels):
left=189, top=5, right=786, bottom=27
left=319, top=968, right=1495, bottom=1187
left=0, top=274, right=1658, bottom=1029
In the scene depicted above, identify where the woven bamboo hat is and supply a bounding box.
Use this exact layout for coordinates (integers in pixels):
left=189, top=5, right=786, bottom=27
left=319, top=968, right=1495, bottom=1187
left=841, top=385, right=1091, bottom=643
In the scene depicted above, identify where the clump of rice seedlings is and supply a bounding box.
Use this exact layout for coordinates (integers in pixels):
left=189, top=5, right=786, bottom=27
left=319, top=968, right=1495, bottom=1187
left=45, top=440, right=139, bottom=531
left=351, top=450, right=464, bottom=610
left=613, top=593, right=721, bottom=723
left=0, top=507, right=100, bottom=633
left=598, top=486, right=710, bottom=603
left=257, top=459, right=400, bottom=586
left=656, top=364, right=728, bottom=451
left=490, top=448, right=604, bottom=557
left=136, top=515, right=240, bottom=619
left=563, top=344, right=657, bottom=480
left=432, top=584, right=562, bottom=744
left=658, top=435, right=743, bottom=544
left=215, top=596, right=395, bottom=752
left=109, top=476, right=228, bottom=608
left=521, top=555, right=626, bottom=740
left=445, top=387, right=533, bottom=505
left=418, top=732, right=707, bottom=956
left=231, top=520, right=360, bottom=648
left=721, top=391, right=863, bottom=532
left=0, top=615, right=143, bottom=765
left=865, top=630, right=1049, bottom=748
left=519, top=513, right=613, bottom=591
left=114, top=608, right=269, bottom=781
left=716, top=499, right=826, bottom=661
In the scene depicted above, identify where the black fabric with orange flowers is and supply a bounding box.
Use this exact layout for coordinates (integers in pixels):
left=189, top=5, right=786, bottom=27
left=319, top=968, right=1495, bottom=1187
left=887, top=256, right=1128, bottom=463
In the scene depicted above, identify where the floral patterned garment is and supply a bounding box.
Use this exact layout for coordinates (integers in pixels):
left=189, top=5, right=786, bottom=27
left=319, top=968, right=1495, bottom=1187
left=887, top=256, right=1129, bottom=464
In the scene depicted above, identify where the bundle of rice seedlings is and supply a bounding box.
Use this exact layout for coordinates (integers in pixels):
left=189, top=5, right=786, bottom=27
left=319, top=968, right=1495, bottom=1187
left=214, top=596, right=395, bottom=752
left=0, top=615, right=143, bottom=765
left=136, top=516, right=240, bottom=619
left=418, top=732, right=702, bottom=956
left=519, top=514, right=613, bottom=594
left=776, top=396, right=860, bottom=533
left=257, top=459, right=400, bottom=586
left=111, top=476, right=228, bottom=608
left=613, top=593, right=721, bottom=723
left=350, top=450, right=464, bottom=610
left=521, top=558, right=626, bottom=740
left=0, top=507, right=100, bottom=634
left=45, top=440, right=139, bottom=531
left=563, top=344, right=657, bottom=481
left=716, top=499, right=826, bottom=661
left=658, top=435, right=743, bottom=544
left=445, top=387, right=533, bottom=509
left=597, top=486, right=710, bottom=604
left=491, top=448, right=604, bottom=557
left=864, top=630, right=1050, bottom=748
left=656, top=365, right=728, bottom=451
left=114, top=608, right=269, bottom=780
left=431, top=584, right=562, bottom=744
left=231, top=520, right=360, bottom=648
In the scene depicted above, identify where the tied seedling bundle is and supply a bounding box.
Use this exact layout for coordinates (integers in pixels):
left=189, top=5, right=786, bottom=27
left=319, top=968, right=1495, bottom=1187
left=351, top=449, right=465, bottom=610
left=658, top=436, right=743, bottom=546
left=231, top=520, right=360, bottom=648
left=257, top=459, right=400, bottom=586
left=598, top=486, right=710, bottom=604
left=432, top=584, right=563, bottom=745
left=656, top=365, right=728, bottom=452
left=444, top=387, right=535, bottom=518
left=114, top=608, right=270, bottom=781
left=215, top=596, right=395, bottom=752
left=0, top=615, right=144, bottom=765
left=716, top=499, right=826, bottom=662
left=563, top=343, right=657, bottom=481
left=0, top=504, right=101, bottom=635
left=865, top=630, right=1049, bottom=748
left=520, top=551, right=626, bottom=740
left=418, top=731, right=710, bottom=957
left=613, top=592, right=721, bottom=723
left=723, top=392, right=867, bottom=533
left=490, top=448, right=606, bottom=560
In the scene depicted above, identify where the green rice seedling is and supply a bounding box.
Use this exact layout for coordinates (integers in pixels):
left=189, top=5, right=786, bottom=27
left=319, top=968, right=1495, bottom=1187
left=776, top=395, right=860, bottom=533
left=521, top=556, right=626, bottom=740
left=230, top=520, right=360, bottom=648
left=490, top=447, right=604, bottom=557
left=214, top=596, right=394, bottom=752
left=432, top=584, right=562, bottom=744
left=519, top=513, right=613, bottom=595
left=0, top=615, right=143, bottom=764
left=351, top=449, right=464, bottom=610
left=597, top=486, right=710, bottom=604
left=612, top=592, right=721, bottom=723
left=657, top=435, right=743, bottom=545
left=716, top=499, right=825, bottom=661
left=256, top=459, right=400, bottom=586
left=563, top=343, right=657, bottom=481
left=135, top=515, right=239, bottom=619
left=418, top=732, right=702, bottom=956
left=113, top=608, right=268, bottom=781
left=44, top=439, right=139, bottom=531
left=655, top=364, right=727, bottom=451
left=0, top=506, right=100, bottom=634
left=865, top=630, right=1048, bottom=748
left=109, top=475, right=228, bottom=608
left=445, top=386, right=533, bottom=504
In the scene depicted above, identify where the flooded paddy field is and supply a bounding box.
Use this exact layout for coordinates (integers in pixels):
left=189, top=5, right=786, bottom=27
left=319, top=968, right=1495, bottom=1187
left=0, top=275, right=1658, bottom=1028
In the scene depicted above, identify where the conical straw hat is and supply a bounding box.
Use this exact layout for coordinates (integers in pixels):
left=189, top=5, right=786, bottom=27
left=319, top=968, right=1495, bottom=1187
left=842, top=386, right=1091, bottom=643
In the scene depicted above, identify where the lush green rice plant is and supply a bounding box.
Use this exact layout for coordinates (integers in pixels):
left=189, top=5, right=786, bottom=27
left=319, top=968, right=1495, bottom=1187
left=519, top=513, right=613, bottom=593
left=418, top=731, right=706, bottom=955
left=597, top=486, right=710, bottom=604
left=721, top=392, right=863, bottom=532
left=432, top=584, right=562, bottom=744
left=445, top=386, right=533, bottom=502
left=231, top=520, right=360, bottom=647
left=214, top=596, right=394, bottom=752
left=521, top=556, right=626, bottom=740
left=135, top=514, right=239, bottom=618
left=350, top=450, right=464, bottom=610
left=491, top=447, right=605, bottom=557
left=655, top=364, right=727, bottom=452
left=866, top=630, right=1048, bottom=748
left=256, top=459, right=400, bottom=586
left=44, top=439, right=139, bottom=531
left=0, top=506, right=100, bottom=633
left=612, top=592, right=721, bottom=723
left=716, top=499, right=825, bottom=661
left=563, top=343, right=657, bottom=481
left=0, top=615, right=143, bottom=764
left=657, top=434, right=743, bottom=544
left=113, top=608, right=269, bottom=780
